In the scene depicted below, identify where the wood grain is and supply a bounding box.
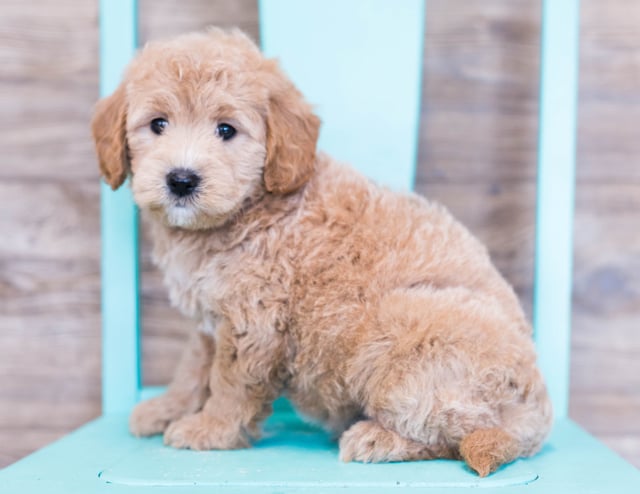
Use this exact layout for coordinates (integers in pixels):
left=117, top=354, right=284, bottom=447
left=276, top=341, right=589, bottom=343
left=138, top=0, right=260, bottom=43
left=0, top=0, right=99, bottom=182
left=1, top=0, right=639, bottom=471
left=0, top=183, right=100, bottom=260
left=0, top=258, right=102, bottom=465
left=569, top=183, right=640, bottom=467
left=419, top=0, right=541, bottom=183
left=0, top=0, right=102, bottom=468
left=579, top=0, right=640, bottom=182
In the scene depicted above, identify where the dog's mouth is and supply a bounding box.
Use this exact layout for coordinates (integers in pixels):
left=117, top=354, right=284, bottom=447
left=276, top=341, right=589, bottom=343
left=161, top=195, right=233, bottom=230
left=171, top=195, right=199, bottom=209
left=164, top=201, right=200, bottom=227
left=146, top=187, right=201, bottom=226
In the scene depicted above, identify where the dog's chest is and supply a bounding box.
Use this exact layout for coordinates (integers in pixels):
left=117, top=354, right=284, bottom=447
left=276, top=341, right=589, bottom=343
left=156, top=244, right=228, bottom=321
left=151, top=228, right=291, bottom=336
left=146, top=228, right=223, bottom=319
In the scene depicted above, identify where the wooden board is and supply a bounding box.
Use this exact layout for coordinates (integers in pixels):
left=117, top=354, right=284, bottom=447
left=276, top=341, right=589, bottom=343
left=139, top=0, right=260, bottom=43
left=579, top=0, right=640, bottom=182
left=0, top=0, right=99, bottom=182
left=419, top=0, right=541, bottom=182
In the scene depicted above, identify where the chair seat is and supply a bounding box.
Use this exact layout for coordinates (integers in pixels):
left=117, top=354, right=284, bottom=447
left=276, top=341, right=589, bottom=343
left=2, top=401, right=638, bottom=493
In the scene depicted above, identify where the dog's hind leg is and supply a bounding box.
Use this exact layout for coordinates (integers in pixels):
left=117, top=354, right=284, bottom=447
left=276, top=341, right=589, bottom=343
left=346, top=286, right=551, bottom=475
left=339, top=419, right=458, bottom=463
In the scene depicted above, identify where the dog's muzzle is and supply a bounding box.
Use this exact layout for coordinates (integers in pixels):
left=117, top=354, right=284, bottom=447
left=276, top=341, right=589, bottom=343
left=166, top=168, right=201, bottom=198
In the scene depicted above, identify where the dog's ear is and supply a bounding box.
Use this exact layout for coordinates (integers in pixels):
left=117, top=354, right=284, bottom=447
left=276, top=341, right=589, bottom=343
left=91, top=84, right=129, bottom=190
left=264, top=78, right=320, bottom=195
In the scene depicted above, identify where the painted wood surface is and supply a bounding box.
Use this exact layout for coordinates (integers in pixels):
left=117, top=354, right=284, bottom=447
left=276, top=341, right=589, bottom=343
left=1, top=0, right=639, bottom=469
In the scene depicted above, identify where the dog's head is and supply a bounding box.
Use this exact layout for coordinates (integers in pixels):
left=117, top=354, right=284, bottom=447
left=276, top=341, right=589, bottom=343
left=91, top=29, right=320, bottom=229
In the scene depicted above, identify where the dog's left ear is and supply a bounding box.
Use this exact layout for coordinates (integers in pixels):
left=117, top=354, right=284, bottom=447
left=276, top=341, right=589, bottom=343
left=91, top=84, right=129, bottom=190
left=264, top=76, right=320, bottom=195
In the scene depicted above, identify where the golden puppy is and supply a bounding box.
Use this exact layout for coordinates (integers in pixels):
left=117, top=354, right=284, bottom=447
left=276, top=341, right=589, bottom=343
left=91, top=28, right=552, bottom=477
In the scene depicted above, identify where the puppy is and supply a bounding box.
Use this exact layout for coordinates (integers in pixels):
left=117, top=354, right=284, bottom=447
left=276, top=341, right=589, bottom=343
left=91, top=28, right=552, bottom=477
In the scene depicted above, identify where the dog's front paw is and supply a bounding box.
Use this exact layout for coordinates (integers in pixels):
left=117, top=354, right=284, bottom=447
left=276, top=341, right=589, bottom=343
left=163, top=413, right=248, bottom=450
left=130, top=396, right=183, bottom=437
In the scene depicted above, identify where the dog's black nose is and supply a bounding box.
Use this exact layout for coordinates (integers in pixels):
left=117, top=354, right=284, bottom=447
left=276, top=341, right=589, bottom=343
left=166, top=169, right=201, bottom=197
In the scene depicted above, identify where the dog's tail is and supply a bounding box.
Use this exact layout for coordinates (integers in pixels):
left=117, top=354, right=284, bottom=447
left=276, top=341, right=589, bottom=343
left=460, top=366, right=553, bottom=477
left=458, top=428, right=523, bottom=477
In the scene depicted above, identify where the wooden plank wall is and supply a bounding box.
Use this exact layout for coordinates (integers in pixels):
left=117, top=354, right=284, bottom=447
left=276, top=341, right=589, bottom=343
left=1, top=0, right=638, bottom=469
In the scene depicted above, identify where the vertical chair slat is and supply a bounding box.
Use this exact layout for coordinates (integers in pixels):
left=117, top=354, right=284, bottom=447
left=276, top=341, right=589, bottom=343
left=259, top=0, right=425, bottom=190
left=99, top=0, right=140, bottom=415
left=534, top=0, right=580, bottom=420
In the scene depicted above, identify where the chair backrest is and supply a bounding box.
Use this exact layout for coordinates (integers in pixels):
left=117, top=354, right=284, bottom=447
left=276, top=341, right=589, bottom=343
left=259, top=0, right=424, bottom=190
left=99, top=0, right=580, bottom=421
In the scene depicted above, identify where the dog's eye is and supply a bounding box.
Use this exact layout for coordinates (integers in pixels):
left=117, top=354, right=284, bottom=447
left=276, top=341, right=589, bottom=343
left=150, top=118, right=168, bottom=135
left=216, top=123, right=236, bottom=141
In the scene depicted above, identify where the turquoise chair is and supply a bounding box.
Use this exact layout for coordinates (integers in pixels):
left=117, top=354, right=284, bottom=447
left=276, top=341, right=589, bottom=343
left=1, top=0, right=639, bottom=492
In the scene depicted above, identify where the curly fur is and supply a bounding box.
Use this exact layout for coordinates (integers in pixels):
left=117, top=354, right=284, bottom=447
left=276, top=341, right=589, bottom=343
left=91, top=28, right=552, bottom=477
